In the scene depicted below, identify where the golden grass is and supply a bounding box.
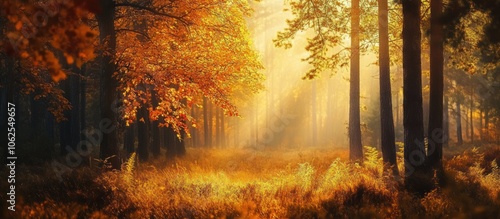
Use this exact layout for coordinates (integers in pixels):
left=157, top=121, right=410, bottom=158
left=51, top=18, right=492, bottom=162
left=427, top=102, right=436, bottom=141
left=5, top=145, right=500, bottom=218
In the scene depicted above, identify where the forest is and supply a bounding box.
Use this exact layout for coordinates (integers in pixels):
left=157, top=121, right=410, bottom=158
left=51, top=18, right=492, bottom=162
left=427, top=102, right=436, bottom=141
left=0, top=0, right=500, bottom=218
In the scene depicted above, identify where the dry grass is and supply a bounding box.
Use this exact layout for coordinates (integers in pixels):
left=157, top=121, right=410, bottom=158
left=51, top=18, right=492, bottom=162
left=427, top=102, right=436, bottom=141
left=3, top=145, right=500, bottom=218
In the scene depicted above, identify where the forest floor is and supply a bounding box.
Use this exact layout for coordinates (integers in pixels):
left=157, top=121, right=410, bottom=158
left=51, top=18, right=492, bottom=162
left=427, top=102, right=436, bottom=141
left=2, top=143, right=500, bottom=218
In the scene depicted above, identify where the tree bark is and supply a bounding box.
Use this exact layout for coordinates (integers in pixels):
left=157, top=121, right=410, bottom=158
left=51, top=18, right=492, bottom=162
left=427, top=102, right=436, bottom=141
left=208, top=101, right=214, bottom=147
left=456, top=101, right=463, bottom=145
left=203, top=97, right=210, bottom=147
left=403, top=0, right=430, bottom=192
left=70, top=74, right=81, bottom=155
left=427, top=0, right=444, bottom=176
left=124, top=122, right=136, bottom=155
left=190, top=106, right=198, bottom=147
left=60, top=78, right=71, bottom=155
left=485, top=108, right=489, bottom=142
left=443, top=95, right=449, bottom=147
left=312, top=81, right=317, bottom=146
left=216, top=106, right=221, bottom=147
left=97, top=0, right=120, bottom=169
left=221, top=108, right=225, bottom=147
left=378, top=0, right=398, bottom=175
left=349, top=0, right=363, bottom=161
left=136, top=96, right=150, bottom=161
left=151, top=89, right=161, bottom=157
left=479, top=106, right=483, bottom=141
left=470, top=85, right=474, bottom=143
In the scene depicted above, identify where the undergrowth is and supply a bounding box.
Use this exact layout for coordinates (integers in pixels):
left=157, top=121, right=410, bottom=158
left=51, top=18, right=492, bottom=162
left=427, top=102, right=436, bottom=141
left=2, top=146, right=499, bottom=218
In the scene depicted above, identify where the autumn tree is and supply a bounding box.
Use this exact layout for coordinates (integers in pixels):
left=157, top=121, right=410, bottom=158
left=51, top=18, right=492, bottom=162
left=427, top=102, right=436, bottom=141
left=378, top=0, right=398, bottom=175
left=117, top=0, right=263, bottom=157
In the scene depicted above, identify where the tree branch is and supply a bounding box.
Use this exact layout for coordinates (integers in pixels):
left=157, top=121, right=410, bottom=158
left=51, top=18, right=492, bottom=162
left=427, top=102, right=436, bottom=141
left=115, top=2, right=190, bottom=26
left=116, top=28, right=151, bottom=41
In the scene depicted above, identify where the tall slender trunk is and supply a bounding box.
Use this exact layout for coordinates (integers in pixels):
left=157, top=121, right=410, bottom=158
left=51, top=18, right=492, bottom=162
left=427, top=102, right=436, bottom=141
left=136, top=101, right=150, bottom=162
left=456, top=101, right=463, bottom=145
left=349, top=0, right=363, bottom=161
left=136, top=84, right=150, bottom=161
left=203, top=97, right=210, bottom=147
left=427, top=0, right=444, bottom=175
left=151, top=89, right=161, bottom=157
left=191, top=107, right=198, bottom=147
left=465, top=107, right=469, bottom=140
left=208, top=101, right=213, bottom=147
left=176, top=131, right=186, bottom=156
left=396, top=89, right=400, bottom=139
left=70, top=73, right=81, bottom=155
left=378, top=0, right=398, bottom=175
left=165, top=127, right=177, bottom=158
left=485, top=108, right=489, bottom=142
left=312, top=81, right=317, bottom=146
left=235, top=118, right=239, bottom=147
left=80, top=65, right=86, bottom=141
left=470, top=85, right=474, bottom=143
left=403, top=0, right=429, bottom=192
left=60, top=78, right=71, bottom=155
left=97, top=0, right=120, bottom=169
left=443, top=95, right=449, bottom=147
left=221, top=109, right=225, bottom=147
left=124, top=122, right=136, bottom=154
left=216, top=107, right=221, bottom=147
left=479, top=106, right=483, bottom=141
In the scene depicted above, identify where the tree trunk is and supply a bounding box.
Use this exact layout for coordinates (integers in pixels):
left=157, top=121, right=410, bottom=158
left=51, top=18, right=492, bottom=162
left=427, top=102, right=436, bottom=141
left=485, top=108, right=489, bottom=142
left=216, top=107, right=221, bottom=147
left=403, top=0, right=430, bottom=192
left=443, top=95, right=449, bottom=147
left=136, top=102, right=150, bottom=162
left=80, top=65, right=87, bottom=147
left=151, top=89, right=161, bottom=157
left=349, top=0, right=363, bottom=161
left=479, top=106, right=483, bottom=142
left=312, top=81, right=317, bottom=146
left=427, top=0, right=444, bottom=176
left=203, top=97, right=210, bottom=147
left=165, top=127, right=175, bottom=158
left=456, top=101, right=463, bottom=145
left=191, top=107, right=198, bottom=147
left=470, top=86, right=474, bottom=144
left=70, top=74, right=81, bottom=155
left=221, top=109, right=225, bottom=147
left=60, top=78, right=72, bottom=155
left=176, top=131, right=186, bottom=156
left=208, top=101, right=213, bottom=147
left=97, top=0, right=120, bottom=169
left=378, top=0, right=398, bottom=175
left=124, top=122, right=135, bottom=155
left=465, top=107, right=470, bottom=141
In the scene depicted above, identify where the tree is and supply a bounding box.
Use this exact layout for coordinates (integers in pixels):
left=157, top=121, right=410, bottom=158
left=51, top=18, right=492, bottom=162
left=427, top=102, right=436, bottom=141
left=402, top=0, right=430, bottom=192
left=349, top=0, right=363, bottom=161
left=378, top=0, right=398, bottom=175
left=96, top=0, right=120, bottom=169
left=116, top=0, right=263, bottom=154
left=427, top=0, right=445, bottom=179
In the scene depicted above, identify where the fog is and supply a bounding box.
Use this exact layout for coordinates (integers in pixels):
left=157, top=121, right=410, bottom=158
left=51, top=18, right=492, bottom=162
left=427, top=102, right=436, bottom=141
left=231, top=0, right=387, bottom=149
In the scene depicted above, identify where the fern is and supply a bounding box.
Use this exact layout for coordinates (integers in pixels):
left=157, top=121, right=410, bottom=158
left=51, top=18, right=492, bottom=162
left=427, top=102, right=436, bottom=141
left=123, top=152, right=136, bottom=185
left=364, top=146, right=382, bottom=176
